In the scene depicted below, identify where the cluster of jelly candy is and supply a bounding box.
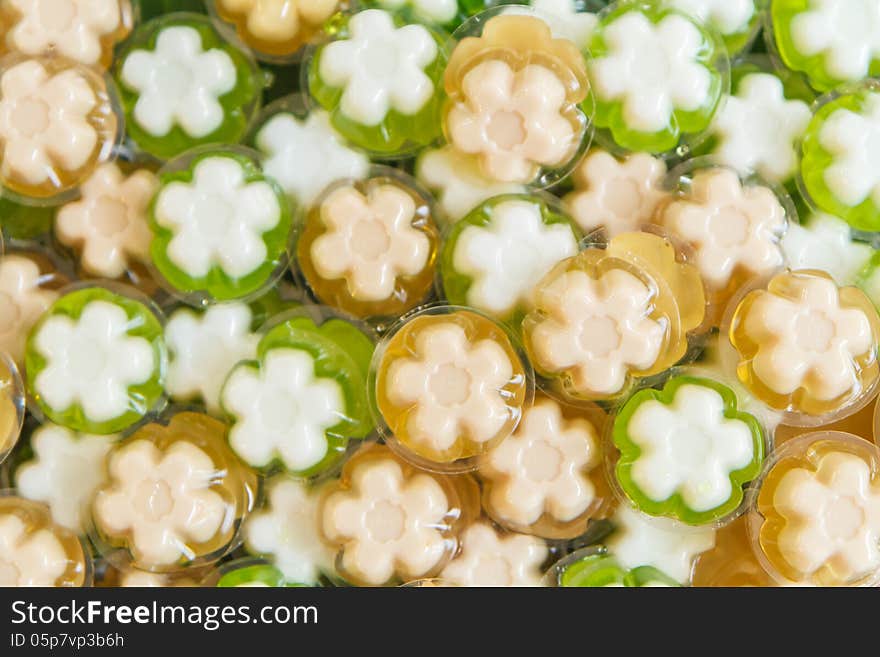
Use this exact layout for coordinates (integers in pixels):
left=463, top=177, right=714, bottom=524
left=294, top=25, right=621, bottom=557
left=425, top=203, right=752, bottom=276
left=2, top=0, right=880, bottom=588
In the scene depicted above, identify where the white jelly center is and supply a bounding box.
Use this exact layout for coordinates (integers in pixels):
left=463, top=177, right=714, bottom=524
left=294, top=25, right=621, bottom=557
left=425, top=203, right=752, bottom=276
left=500, top=240, right=541, bottom=277
left=12, top=99, right=50, bottom=137
left=351, top=220, right=391, bottom=261
left=68, top=340, right=108, bottom=382
left=59, top=455, right=91, bottom=493
left=259, top=390, right=299, bottom=431
left=795, top=312, right=835, bottom=352
left=156, top=63, right=194, bottom=100
left=487, top=111, right=526, bottom=149
left=200, top=196, right=233, bottom=234
left=93, top=197, right=129, bottom=237
left=641, top=55, right=671, bottom=88
left=194, top=333, right=225, bottom=368
left=668, top=427, right=712, bottom=471
left=365, top=501, right=405, bottom=543
left=429, top=364, right=471, bottom=406
left=824, top=496, right=864, bottom=541
left=606, top=178, right=642, bottom=217
left=523, top=441, right=563, bottom=483
left=712, top=208, right=750, bottom=248
left=579, top=316, right=621, bottom=357
left=134, top=479, right=174, bottom=521
left=364, top=42, right=399, bottom=78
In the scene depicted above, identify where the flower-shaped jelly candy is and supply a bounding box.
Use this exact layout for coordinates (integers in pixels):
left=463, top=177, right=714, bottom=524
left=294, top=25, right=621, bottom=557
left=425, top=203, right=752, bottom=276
left=320, top=444, right=478, bottom=586
left=297, top=176, right=440, bottom=320
left=523, top=232, right=706, bottom=402
left=115, top=14, right=262, bottom=161
left=563, top=149, right=669, bottom=238
left=613, top=376, right=764, bottom=526
left=376, top=309, right=529, bottom=467
left=440, top=195, right=579, bottom=323
left=585, top=2, right=726, bottom=153
left=660, top=167, right=787, bottom=317
left=443, top=14, right=589, bottom=185
left=604, top=506, right=715, bottom=585
left=308, top=9, right=448, bottom=156
left=557, top=553, right=679, bottom=587
left=25, top=286, right=166, bottom=435
left=0, top=0, right=133, bottom=69
left=0, top=253, right=59, bottom=365
left=211, top=0, right=341, bottom=60
left=92, top=412, right=257, bottom=571
left=55, top=163, right=159, bottom=280
left=165, top=302, right=259, bottom=415
left=727, top=269, right=880, bottom=419
left=0, top=57, right=118, bottom=200
left=663, top=0, right=758, bottom=56
left=0, top=496, right=89, bottom=586
left=150, top=151, right=292, bottom=303
left=770, top=0, right=880, bottom=93
left=527, top=268, right=664, bottom=399
left=16, top=423, right=114, bottom=534
left=441, top=522, right=547, bottom=587
left=801, top=87, right=880, bottom=232
left=221, top=315, right=374, bottom=476
left=707, top=71, right=812, bottom=185
left=754, top=433, right=880, bottom=586
left=480, top=396, right=612, bottom=538
left=255, top=106, right=369, bottom=210
left=245, top=477, right=334, bottom=585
